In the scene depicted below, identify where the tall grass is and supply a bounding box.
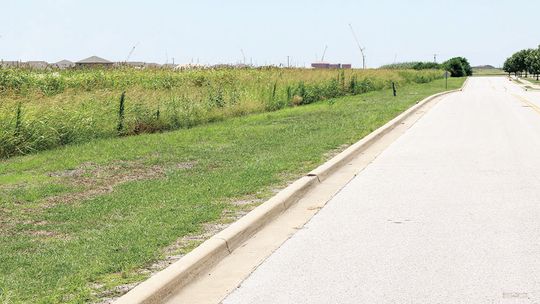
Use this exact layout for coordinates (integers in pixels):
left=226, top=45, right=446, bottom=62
left=0, top=67, right=443, bottom=158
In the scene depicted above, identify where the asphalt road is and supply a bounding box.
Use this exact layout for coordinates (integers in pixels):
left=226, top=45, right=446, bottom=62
left=222, top=77, right=540, bottom=304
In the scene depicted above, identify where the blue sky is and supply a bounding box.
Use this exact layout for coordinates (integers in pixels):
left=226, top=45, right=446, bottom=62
left=1, top=0, right=538, bottom=67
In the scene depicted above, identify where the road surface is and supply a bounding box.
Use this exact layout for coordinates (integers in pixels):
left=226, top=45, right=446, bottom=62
left=222, top=77, right=540, bottom=304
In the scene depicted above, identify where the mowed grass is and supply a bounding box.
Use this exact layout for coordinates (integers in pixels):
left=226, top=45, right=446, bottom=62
left=523, top=77, right=540, bottom=84
left=0, top=78, right=464, bottom=303
left=472, top=67, right=506, bottom=76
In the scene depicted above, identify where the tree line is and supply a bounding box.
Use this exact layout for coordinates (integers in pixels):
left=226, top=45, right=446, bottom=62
left=503, top=46, right=540, bottom=80
left=380, top=57, right=472, bottom=77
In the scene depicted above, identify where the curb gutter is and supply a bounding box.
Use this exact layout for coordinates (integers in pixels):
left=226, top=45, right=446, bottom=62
left=115, top=78, right=467, bottom=304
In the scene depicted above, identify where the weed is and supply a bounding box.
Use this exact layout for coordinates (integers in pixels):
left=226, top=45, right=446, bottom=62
left=0, top=68, right=444, bottom=158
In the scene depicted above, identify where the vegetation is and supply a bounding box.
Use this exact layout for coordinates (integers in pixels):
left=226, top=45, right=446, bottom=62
left=503, top=46, right=540, bottom=80
left=0, top=77, right=464, bottom=303
left=442, top=57, right=473, bottom=77
left=471, top=66, right=505, bottom=76
left=381, top=57, right=472, bottom=78
left=0, top=68, right=444, bottom=158
left=379, top=61, right=441, bottom=70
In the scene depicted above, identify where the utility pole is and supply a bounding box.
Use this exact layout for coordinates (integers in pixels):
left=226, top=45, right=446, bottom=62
left=287, top=56, right=290, bottom=68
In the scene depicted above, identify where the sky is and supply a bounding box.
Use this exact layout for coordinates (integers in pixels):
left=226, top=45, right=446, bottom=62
left=1, top=0, right=539, bottom=68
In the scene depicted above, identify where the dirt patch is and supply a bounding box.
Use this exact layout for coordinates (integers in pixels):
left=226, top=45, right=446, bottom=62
left=44, top=160, right=197, bottom=207
left=323, top=143, right=350, bottom=159
left=230, top=197, right=264, bottom=206
left=0, top=207, right=16, bottom=235
left=47, top=168, right=86, bottom=178
left=30, top=230, right=57, bottom=237
left=175, top=162, right=197, bottom=170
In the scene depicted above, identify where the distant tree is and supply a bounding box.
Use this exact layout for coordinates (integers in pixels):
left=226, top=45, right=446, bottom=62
left=503, top=47, right=540, bottom=78
left=527, top=47, right=540, bottom=80
left=412, top=62, right=441, bottom=70
left=444, top=58, right=465, bottom=77
left=379, top=61, right=442, bottom=70
left=443, top=57, right=472, bottom=77
left=458, top=57, right=473, bottom=76
left=512, top=49, right=532, bottom=77
left=503, top=56, right=518, bottom=76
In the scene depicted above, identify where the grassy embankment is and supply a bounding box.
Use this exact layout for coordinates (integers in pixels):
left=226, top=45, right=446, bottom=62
left=0, top=68, right=442, bottom=158
left=0, top=76, right=464, bottom=303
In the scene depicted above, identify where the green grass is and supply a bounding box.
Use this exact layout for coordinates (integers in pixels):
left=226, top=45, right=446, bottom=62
left=0, top=77, right=464, bottom=303
left=0, top=68, right=444, bottom=158
left=522, top=76, right=540, bottom=84
left=472, top=67, right=506, bottom=76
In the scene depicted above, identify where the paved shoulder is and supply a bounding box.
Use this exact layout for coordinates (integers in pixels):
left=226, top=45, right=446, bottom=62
left=223, top=77, right=540, bottom=304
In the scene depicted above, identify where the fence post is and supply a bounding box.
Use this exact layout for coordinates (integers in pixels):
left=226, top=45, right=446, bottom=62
left=117, top=91, right=126, bottom=134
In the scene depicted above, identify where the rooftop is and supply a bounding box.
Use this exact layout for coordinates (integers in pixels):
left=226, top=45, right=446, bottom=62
left=76, top=56, right=112, bottom=64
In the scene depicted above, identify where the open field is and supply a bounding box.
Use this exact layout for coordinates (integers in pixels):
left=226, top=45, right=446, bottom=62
left=472, top=67, right=505, bottom=76
left=0, top=68, right=443, bottom=158
left=0, top=77, right=464, bottom=303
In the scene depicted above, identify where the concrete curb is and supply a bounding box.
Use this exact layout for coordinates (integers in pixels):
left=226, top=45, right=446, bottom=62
left=308, top=80, right=467, bottom=182
left=515, top=76, right=540, bottom=91
left=115, top=79, right=466, bottom=304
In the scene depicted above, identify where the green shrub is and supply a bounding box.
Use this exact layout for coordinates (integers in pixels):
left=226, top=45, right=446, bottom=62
left=443, top=57, right=472, bottom=77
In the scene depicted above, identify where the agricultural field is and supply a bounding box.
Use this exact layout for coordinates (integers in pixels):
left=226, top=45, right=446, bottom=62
left=0, top=68, right=443, bottom=159
left=0, top=68, right=464, bottom=303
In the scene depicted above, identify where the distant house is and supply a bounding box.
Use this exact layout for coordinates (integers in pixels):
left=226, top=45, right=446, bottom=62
left=0, top=60, right=22, bottom=68
left=311, top=62, right=330, bottom=69
left=125, top=61, right=145, bottom=68
left=53, top=59, right=75, bottom=69
left=24, top=61, right=49, bottom=69
left=161, top=63, right=179, bottom=69
left=113, top=61, right=146, bottom=68
left=75, top=56, right=113, bottom=68
left=311, top=62, right=351, bottom=69
left=144, top=62, right=161, bottom=69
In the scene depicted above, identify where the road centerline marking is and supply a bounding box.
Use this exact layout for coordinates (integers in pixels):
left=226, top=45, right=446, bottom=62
left=511, top=93, right=540, bottom=115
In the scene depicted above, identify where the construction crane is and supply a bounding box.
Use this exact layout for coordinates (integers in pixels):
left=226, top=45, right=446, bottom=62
left=126, top=42, right=139, bottom=62
left=348, top=24, right=366, bottom=69
left=321, top=45, right=328, bottom=62
left=240, top=49, right=246, bottom=64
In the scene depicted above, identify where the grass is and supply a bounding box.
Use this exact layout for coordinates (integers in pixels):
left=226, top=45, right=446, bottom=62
left=522, top=76, right=540, bottom=84
left=0, top=68, right=443, bottom=158
left=512, top=78, right=540, bottom=90
left=472, top=67, right=506, bottom=76
left=0, top=77, right=464, bottom=303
